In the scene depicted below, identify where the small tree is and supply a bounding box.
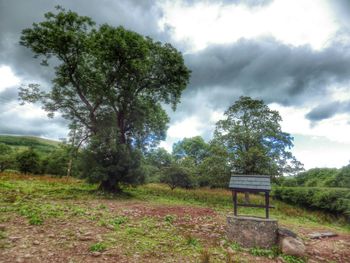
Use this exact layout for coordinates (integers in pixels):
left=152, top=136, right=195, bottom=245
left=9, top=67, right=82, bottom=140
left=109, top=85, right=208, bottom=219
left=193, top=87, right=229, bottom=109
left=0, top=143, right=15, bottom=172
left=16, top=149, right=40, bottom=174
left=160, top=164, right=196, bottom=190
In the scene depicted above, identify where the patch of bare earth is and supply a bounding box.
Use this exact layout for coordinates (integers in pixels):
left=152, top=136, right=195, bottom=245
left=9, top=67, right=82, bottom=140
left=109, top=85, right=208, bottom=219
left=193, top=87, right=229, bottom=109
left=1, top=199, right=349, bottom=262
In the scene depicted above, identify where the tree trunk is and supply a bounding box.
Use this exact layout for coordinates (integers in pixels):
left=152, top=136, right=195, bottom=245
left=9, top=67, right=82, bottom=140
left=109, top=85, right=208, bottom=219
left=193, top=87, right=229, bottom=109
left=98, top=179, right=121, bottom=193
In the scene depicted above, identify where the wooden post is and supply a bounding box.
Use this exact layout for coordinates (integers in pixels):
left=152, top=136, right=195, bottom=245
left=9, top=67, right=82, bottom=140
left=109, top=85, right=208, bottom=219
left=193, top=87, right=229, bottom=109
left=233, top=190, right=238, bottom=216
left=265, top=191, right=270, bottom=219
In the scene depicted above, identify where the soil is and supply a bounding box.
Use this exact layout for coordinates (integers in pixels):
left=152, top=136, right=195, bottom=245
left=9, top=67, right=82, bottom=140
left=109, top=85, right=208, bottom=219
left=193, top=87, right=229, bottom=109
left=0, top=200, right=349, bottom=263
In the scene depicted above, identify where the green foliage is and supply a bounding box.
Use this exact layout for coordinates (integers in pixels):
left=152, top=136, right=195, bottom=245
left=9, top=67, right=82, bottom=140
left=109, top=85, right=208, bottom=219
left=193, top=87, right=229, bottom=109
left=111, top=216, right=128, bottom=227
left=214, top=96, right=303, bottom=177
left=80, top=135, right=145, bottom=191
left=20, top=6, right=190, bottom=191
left=16, top=148, right=40, bottom=174
left=0, top=143, right=15, bottom=172
left=172, top=136, right=209, bottom=165
left=249, top=246, right=279, bottom=258
left=198, top=142, right=231, bottom=188
left=281, top=255, right=306, bottom=263
left=164, top=214, right=176, bottom=224
left=282, top=164, right=350, bottom=189
left=89, top=242, right=107, bottom=252
left=273, top=187, right=350, bottom=219
left=42, top=146, right=71, bottom=176
left=160, top=164, right=196, bottom=190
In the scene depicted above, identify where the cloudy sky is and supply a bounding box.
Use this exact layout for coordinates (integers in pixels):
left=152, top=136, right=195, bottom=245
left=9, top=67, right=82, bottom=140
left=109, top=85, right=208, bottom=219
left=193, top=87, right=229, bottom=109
left=1, top=0, right=350, bottom=169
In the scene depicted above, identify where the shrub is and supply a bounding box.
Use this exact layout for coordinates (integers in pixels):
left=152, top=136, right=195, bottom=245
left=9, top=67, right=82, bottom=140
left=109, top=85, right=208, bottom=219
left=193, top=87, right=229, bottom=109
left=273, top=187, right=350, bottom=219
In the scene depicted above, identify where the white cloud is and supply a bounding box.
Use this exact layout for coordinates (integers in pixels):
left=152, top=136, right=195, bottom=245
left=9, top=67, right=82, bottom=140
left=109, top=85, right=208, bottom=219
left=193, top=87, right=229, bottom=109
left=159, top=0, right=338, bottom=51
left=0, top=65, right=20, bottom=92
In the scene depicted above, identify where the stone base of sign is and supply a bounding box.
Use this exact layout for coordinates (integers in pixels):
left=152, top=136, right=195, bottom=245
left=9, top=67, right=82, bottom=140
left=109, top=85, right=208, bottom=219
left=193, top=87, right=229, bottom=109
left=226, top=214, right=278, bottom=248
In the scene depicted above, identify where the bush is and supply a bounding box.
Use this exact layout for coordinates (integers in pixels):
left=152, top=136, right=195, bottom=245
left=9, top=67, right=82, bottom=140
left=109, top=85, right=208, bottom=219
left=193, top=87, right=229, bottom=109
left=273, top=187, right=350, bottom=219
left=15, top=149, right=40, bottom=174
left=160, top=164, right=197, bottom=190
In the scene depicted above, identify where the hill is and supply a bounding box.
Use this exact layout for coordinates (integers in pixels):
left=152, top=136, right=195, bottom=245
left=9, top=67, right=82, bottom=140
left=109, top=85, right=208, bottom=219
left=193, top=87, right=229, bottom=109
left=0, top=135, right=60, bottom=154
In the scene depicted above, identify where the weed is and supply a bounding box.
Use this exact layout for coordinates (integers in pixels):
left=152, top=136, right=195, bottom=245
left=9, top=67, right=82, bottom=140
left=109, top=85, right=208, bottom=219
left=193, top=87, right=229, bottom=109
left=89, top=242, right=107, bottom=252
left=164, top=214, right=176, bottom=224
left=249, top=246, right=279, bottom=259
left=110, top=216, right=128, bottom=230
left=281, top=255, right=306, bottom=263
left=29, top=215, right=43, bottom=225
left=229, top=242, right=242, bottom=252
left=185, top=234, right=200, bottom=247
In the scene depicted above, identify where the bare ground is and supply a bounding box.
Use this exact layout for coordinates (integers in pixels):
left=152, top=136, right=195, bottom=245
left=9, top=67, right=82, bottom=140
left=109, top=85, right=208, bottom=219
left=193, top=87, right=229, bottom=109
left=0, top=199, right=349, bottom=263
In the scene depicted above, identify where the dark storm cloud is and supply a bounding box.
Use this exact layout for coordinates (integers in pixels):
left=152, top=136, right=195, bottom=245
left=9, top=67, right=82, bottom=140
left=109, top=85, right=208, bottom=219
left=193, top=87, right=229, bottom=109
left=0, top=0, right=168, bottom=80
left=306, top=101, right=350, bottom=122
left=185, top=37, right=350, bottom=108
left=0, top=0, right=168, bottom=138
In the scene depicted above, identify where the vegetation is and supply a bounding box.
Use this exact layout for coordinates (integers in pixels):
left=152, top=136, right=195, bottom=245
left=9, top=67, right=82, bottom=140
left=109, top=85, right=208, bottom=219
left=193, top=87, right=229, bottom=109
left=214, top=96, right=303, bottom=177
left=19, top=6, right=190, bottom=192
left=282, top=165, right=350, bottom=188
left=273, top=186, right=350, bottom=219
left=0, top=173, right=348, bottom=262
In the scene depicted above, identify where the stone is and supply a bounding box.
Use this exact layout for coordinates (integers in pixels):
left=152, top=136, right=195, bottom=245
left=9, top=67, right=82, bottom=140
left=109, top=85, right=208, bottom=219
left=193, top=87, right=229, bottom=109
left=281, top=236, right=306, bottom=257
left=78, top=236, right=93, bottom=241
left=33, top=240, right=40, bottom=245
left=278, top=227, right=297, bottom=238
left=0, top=224, right=6, bottom=231
left=91, top=252, right=101, bottom=257
left=9, top=236, right=21, bottom=242
left=226, top=247, right=234, bottom=255
left=226, top=214, right=278, bottom=248
left=308, top=232, right=337, bottom=239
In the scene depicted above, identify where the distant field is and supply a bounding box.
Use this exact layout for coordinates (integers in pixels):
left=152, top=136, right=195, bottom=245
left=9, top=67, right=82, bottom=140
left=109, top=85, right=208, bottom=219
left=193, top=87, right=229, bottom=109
left=0, top=135, right=59, bottom=154
left=0, top=173, right=349, bottom=262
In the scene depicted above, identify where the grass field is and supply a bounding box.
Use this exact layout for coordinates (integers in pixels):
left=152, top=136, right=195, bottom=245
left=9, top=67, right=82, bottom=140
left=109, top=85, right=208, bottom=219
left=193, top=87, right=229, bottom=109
left=0, top=172, right=349, bottom=262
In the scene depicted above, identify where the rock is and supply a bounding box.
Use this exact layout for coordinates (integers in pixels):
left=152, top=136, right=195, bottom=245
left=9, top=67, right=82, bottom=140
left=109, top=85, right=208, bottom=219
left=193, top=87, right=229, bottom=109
left=91, top=252, right=101, bottom=257
left=9, top=236, right=21, bottom=242
left=79, top=236, right=93, bottom=241
left=219, top=240, right=226, bottom=247
left=24, top=254, right=32, bottom=258
left=308, top=232, right=337, bottom=239
left=33, top=240, right=40, bottom=245
left=0, top=224, right=6, bottom=231
left=48, top=233, right=55, bottom=238
left=278, top=227, right=297, bottom=238
left=281, top=236, right=306, bottom=257
left=16, top=258, right=24, bottom=263
left=226, top=247, right=234, bottom=255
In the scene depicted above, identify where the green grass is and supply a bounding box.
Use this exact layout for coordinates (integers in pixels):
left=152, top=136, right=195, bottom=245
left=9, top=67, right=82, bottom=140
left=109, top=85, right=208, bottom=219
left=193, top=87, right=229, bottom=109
left=0, top=173, right=349, bottom=262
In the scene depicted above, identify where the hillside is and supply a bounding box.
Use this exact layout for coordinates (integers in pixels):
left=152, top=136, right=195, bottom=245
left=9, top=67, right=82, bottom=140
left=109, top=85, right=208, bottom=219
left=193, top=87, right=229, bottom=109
left=0, top=135, right=60, bottom=154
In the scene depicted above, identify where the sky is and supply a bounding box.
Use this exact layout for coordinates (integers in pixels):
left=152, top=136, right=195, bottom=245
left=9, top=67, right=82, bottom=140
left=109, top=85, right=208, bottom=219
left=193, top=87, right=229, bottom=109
left=1, top=0, right=350, bottom=169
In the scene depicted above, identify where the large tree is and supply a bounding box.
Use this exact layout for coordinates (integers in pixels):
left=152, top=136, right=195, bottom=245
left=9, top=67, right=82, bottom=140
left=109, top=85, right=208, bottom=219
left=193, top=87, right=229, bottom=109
left=19, top=7, right=190, bottom=191
left=214, top=96, right=303, bottom=177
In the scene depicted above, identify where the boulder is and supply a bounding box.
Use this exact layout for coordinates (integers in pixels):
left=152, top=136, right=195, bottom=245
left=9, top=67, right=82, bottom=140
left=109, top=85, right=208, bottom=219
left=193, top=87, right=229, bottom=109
left=281, top=236, right=306, bottom=257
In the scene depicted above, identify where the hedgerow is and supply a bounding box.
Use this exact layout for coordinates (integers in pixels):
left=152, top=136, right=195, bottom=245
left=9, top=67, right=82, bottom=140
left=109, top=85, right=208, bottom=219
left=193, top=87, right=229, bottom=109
left=273, top=187, right=350, bottom=219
